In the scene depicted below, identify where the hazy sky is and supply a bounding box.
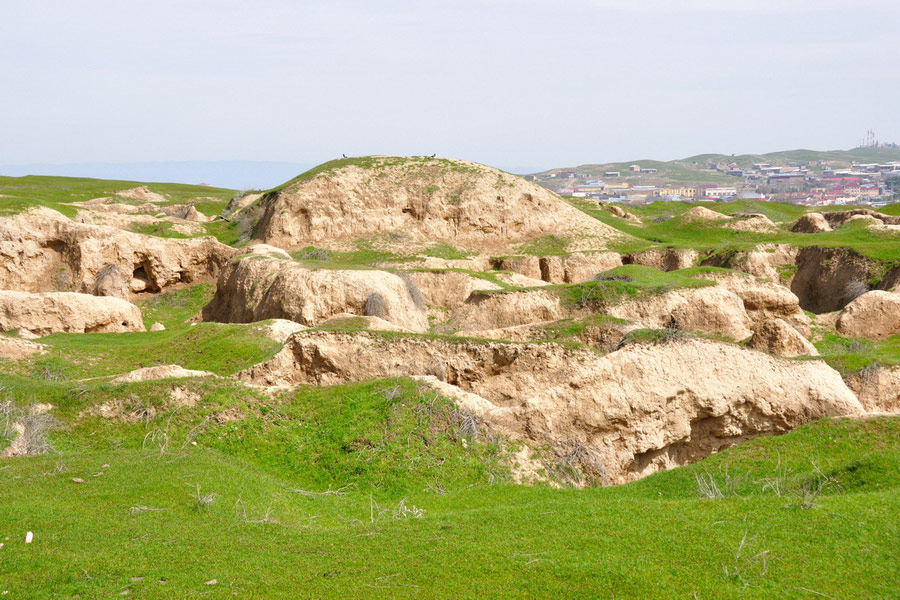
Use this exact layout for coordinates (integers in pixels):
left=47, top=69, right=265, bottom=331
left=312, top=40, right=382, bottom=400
left=2, top=0, right=899, bottom=172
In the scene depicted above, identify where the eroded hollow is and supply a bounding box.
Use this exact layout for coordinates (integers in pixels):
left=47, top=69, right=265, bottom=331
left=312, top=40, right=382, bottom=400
left=790, top=247, right=876, bottom=314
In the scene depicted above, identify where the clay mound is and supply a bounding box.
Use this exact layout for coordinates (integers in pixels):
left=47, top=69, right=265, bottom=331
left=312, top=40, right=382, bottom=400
left=252, top=157, right=627, bottom=253
left=792, top=212, right=832, bottom=233
left=835, top=291, right=900, bottom=341
left=74, top=209, right=207, bottom=237
left=607, top=286, right=754, bottom=340
left=113, top=186, right=168, bottom=204
left=0, top=291, right=144, bottom=337
left=201, top=254, right=429, bottom=332
left=690, top=270, right=811, bottom=335
left=822, top=208, right=900, bottom=228
left=701, top=243, right=799, bottom=283
left=604, top=204, right=642, bottom=223
left=239, top=331, right=862, bottom=484
left=0, top=208, right=234, bottom=298
left=243, top=243, right=293, bottom=260
left=258, top=319, right=307, bottom=343
left=846, top=365, right=900, bottom=413
left=0, top=336, right=46, bottom=360
left=726, top=214, right=776, bottom=232
left=180, top=205, right=212, bottom=223
left=679, top=206, right=728, bottom=223
left=112, top=365, right=214, bottom=383
left=625, top=248, right=697, bottom=271
left=453, top=289, right=566, bottom=333
left=748, top=318, right=818, bottom=357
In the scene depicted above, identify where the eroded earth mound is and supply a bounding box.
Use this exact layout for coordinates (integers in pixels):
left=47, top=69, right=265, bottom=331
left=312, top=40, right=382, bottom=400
left=252, top=156, right=627, bottom=253
left=0, top=207, right=233, bottom=297
left=239, top=331, right=862, bottom=484
left=2, top=162, right=899, bottom=491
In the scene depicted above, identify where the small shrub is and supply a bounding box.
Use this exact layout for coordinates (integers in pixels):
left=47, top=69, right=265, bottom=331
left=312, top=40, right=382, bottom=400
left=844, top=280, right=869, bottom=302
left=364, top=292, right=388, bottom=318
left=399, top=273, right=426, bottom=309
left=0, top=399, right=59, bottom=456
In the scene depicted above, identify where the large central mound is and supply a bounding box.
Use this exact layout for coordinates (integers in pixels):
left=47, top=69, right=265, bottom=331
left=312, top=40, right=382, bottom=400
left=252, top=156, right=625, bottom=252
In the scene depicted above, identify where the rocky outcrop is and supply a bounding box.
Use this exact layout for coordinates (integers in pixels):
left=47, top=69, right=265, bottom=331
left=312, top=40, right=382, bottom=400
left=201, top=254, right=429, bottom=332
left=835, top=291, right=900, bottom=341
left=624, top=248, right=698, bottom=271
left=747, top=318, right=819, bottom=357
left=252, top=157, right=626, bottom=253
left=239, top=332, right=863, bottom=484
left=607, top=286, right=754, bottom=340
left=726, top=213, right=776, bottom=232
left=680, top=206, right=728, bottom=223
left=453, top=289, right=566, bottom=333
left=792, top=213, right=832, bottom=233
left=0, top=208, right=234, bottom=298
left=0, top=291, right=144, bottom=337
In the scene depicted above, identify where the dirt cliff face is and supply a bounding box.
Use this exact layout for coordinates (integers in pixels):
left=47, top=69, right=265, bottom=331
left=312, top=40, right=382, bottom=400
left=690, top=271, right=811, bottom=335
left=239, top=331, right=862, bottom=484
left=790, top=247, right=876, bottom=314
left=0, top=291, right=144, bottom=336
left=608, top=286, right=754, bottom=340
left=0, top=208, right=234, bottom=298
left=252, top=157, right=626, bottom=253
left=201, top=254, right=429, bottom=332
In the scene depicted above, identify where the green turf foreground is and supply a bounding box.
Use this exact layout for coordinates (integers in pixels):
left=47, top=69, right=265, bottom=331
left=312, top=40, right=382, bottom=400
left=1, top=379, right=897, bottom=599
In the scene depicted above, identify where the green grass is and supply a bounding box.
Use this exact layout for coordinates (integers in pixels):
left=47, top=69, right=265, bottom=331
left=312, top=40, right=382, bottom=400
left=137, top=284, right=216, bottom=329
left=266, top=156, right=491, bottom=194
left=422, top=243, right=475, bottom=260
left=514, top=234, right=571, bottom=256
left=0, top=175, right=233, bottom=218
left=569, top=198, right=900, bottom=262
left=128, top=221, right=190, bottom=239
left=547, top=264, right=714, bottom=310
left=815, top=331, right=900, bottom=375
left=6, top=283, right=268, bottom=380
left=11, top=323, right=280, bottom=380
left=0, top=384, right=896, bottom=599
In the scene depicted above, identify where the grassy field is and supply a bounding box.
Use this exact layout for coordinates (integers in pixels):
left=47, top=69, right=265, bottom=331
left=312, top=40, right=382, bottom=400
left=0, top=374, right=897, bottom=599
left=570, top=198, right=900, bottom=262
left=1, top=170, right=899, bottom=598
left=0, top=175, right=234, bottom=218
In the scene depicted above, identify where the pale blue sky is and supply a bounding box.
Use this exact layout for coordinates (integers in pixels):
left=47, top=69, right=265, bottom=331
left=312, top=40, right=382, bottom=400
left=2, top=0, right=898, bottom=174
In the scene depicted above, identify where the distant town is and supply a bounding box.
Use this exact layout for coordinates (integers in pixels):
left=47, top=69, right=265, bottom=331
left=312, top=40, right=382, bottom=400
left=530, top=145, right=900, bottom=207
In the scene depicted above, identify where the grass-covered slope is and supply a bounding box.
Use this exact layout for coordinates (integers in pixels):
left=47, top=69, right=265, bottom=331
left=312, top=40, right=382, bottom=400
left=0, top=175, right=234, bottom=218
left=1, top=387, right=897, bottom=599
left=572, top=198, right=900, bottom=262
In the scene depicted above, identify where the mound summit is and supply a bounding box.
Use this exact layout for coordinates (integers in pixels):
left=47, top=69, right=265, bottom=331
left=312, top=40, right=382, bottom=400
left=252, top=156, right=625, bottom=253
